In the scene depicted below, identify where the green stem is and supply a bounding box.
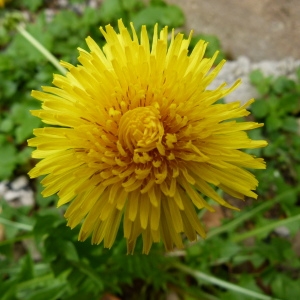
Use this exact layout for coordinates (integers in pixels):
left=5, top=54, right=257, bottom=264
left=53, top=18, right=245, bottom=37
left=207, top=187, right=300, bottom=240
left=0, top=217, right=33, bottom=231
left=16, top=24, right=66, bottom=75
left=232, top=213, right=300, bottom=242
left=174, top=263, right=282, bottom=300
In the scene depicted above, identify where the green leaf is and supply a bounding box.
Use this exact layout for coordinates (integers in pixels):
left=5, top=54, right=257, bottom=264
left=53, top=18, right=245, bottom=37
left=281, top=116, right=298, bottom=133
left=0, top=280, right=18, bottom=300
left=61, top=241, right=79, bottom=262
left=249, top=69, right=264, bottom=86
left=132, top=5, right=185, bottom=30
left=232, top=213, right=300, bottom=242
left=250, top=99, right=269, bottom=119
left=16, top=270, right=70, bottom=300
left=122, top=0, right=145, bottom=11
left=9, top=102, right=41, bottom=143
left=0, top=143, right=18, bottom=179
left=9, top=15, right=53, bottom=64
left=99, top=0, right=124, bottom=23
left=23, top=0, right=44, bottom=12
left=17, top=254, right=34, bottom=282
left=175, top=263, right=276, bottom=300
left=273, top=76, right=296, bottom=94
left=271, top=274, right=300, bottom=300
left=233, top=252, right=265, bottom=269
left=249, top=70, right=271, bottom=94
left=17, top=147, right=33, bottom=165
left=15, top=115, right=41, bottom=144
left=71, top=261, right=104, bottom=290
left=0, top=118, right=14, bottom=133
left=279, top=93, right=300, bottom=114
left=221, top=274, right=263, bottom=300
left=33, top=212, right=64, bottom=240
left=0, top=80, right=17, bottom=98
left=262, top=142, right=277, bottom=157
left=265, top=114, right=282, bottom=132
left=150, top=0, right=167, bottom=6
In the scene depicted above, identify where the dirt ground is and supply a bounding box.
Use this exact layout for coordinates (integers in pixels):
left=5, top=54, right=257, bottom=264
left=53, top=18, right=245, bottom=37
left=166, top=0, right=300, bottom=62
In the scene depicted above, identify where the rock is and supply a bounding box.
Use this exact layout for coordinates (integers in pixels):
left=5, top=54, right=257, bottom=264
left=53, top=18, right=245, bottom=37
left=166, top=0, right=300, bottom=61
left=208, top=56, right=300, bottom=104
left=1, top=176, right=34, bottom=207
left=10, top=175, right=29, bottom=191
left=274, top=226, right=290, bottom=238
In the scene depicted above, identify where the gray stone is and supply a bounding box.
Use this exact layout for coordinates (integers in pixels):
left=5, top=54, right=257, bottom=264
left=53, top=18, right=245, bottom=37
left=209, top=57, right=300, bottom=104
left=166, top=0, right=300, bottom=62
left=11, top=175, right=29, bottom=191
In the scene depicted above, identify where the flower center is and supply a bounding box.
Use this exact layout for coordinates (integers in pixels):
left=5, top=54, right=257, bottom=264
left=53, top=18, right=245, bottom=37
left=118, top=106, right=164, bottom=153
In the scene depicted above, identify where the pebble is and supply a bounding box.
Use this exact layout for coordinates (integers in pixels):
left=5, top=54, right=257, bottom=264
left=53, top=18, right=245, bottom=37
left=1, top=176, right=34, bottom=207
left=10, top=175, right=28, bottom=191
left=274, top=226, right=290, bottom=238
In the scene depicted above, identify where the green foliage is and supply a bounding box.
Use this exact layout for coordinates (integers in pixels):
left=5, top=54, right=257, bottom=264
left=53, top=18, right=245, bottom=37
left=0, top=201, right=187, bottom=299
left=1, top=0, right=299, bottom=299
left=249, top=69, right=300, bottom=197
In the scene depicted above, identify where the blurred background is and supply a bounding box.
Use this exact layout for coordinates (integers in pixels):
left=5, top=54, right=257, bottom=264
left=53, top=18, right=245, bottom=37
left=167, top=0, right=300, bottom=61
left=0, top=1, right=300, bottom=300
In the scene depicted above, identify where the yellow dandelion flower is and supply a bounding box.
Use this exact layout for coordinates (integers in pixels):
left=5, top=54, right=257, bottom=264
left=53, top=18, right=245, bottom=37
left=0, top=0, right=5, bottom=8
left=28, top=20, right=267, bottom=254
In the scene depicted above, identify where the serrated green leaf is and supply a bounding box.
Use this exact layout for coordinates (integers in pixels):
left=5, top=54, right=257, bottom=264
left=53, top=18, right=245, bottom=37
left=265, top=114, right=282, bottom=132
left=281, top=116, right=298, bottom=133
left=250, top=99, right=269, bottom=119
left=17, top=254, right=34, bottom=282
left=249, top=70, right=272, bottom=94
left=279, top=93, right=300, bottom=114
left=61, top=241, right=79, bottom=262
left=0, top=118, right=14, bottom=133
left=0, top=143, right=18, bottom=179
left=249, top=69, right=264, bottom=86
left=271, top=274, right=300, bottom=300
left=273, top=76, right=296, bottom=94
left=16, top=270, right=71, bottom=300
left=71, top=260, right=104, bottom=289
left=132, top=5, right=184, bottom=30
left=33, top=213, right=64, bottom=239
left=17, top=147, right=33, bottom=164
left=15, top=115, right=41, bottom=144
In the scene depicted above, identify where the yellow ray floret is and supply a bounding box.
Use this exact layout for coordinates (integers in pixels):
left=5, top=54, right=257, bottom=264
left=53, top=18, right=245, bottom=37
left=28, top=19, right=267, bottom=254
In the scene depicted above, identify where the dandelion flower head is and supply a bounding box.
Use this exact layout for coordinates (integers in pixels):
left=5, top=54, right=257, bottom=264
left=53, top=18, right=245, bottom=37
left=29, top=20, right=267, bottom=254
